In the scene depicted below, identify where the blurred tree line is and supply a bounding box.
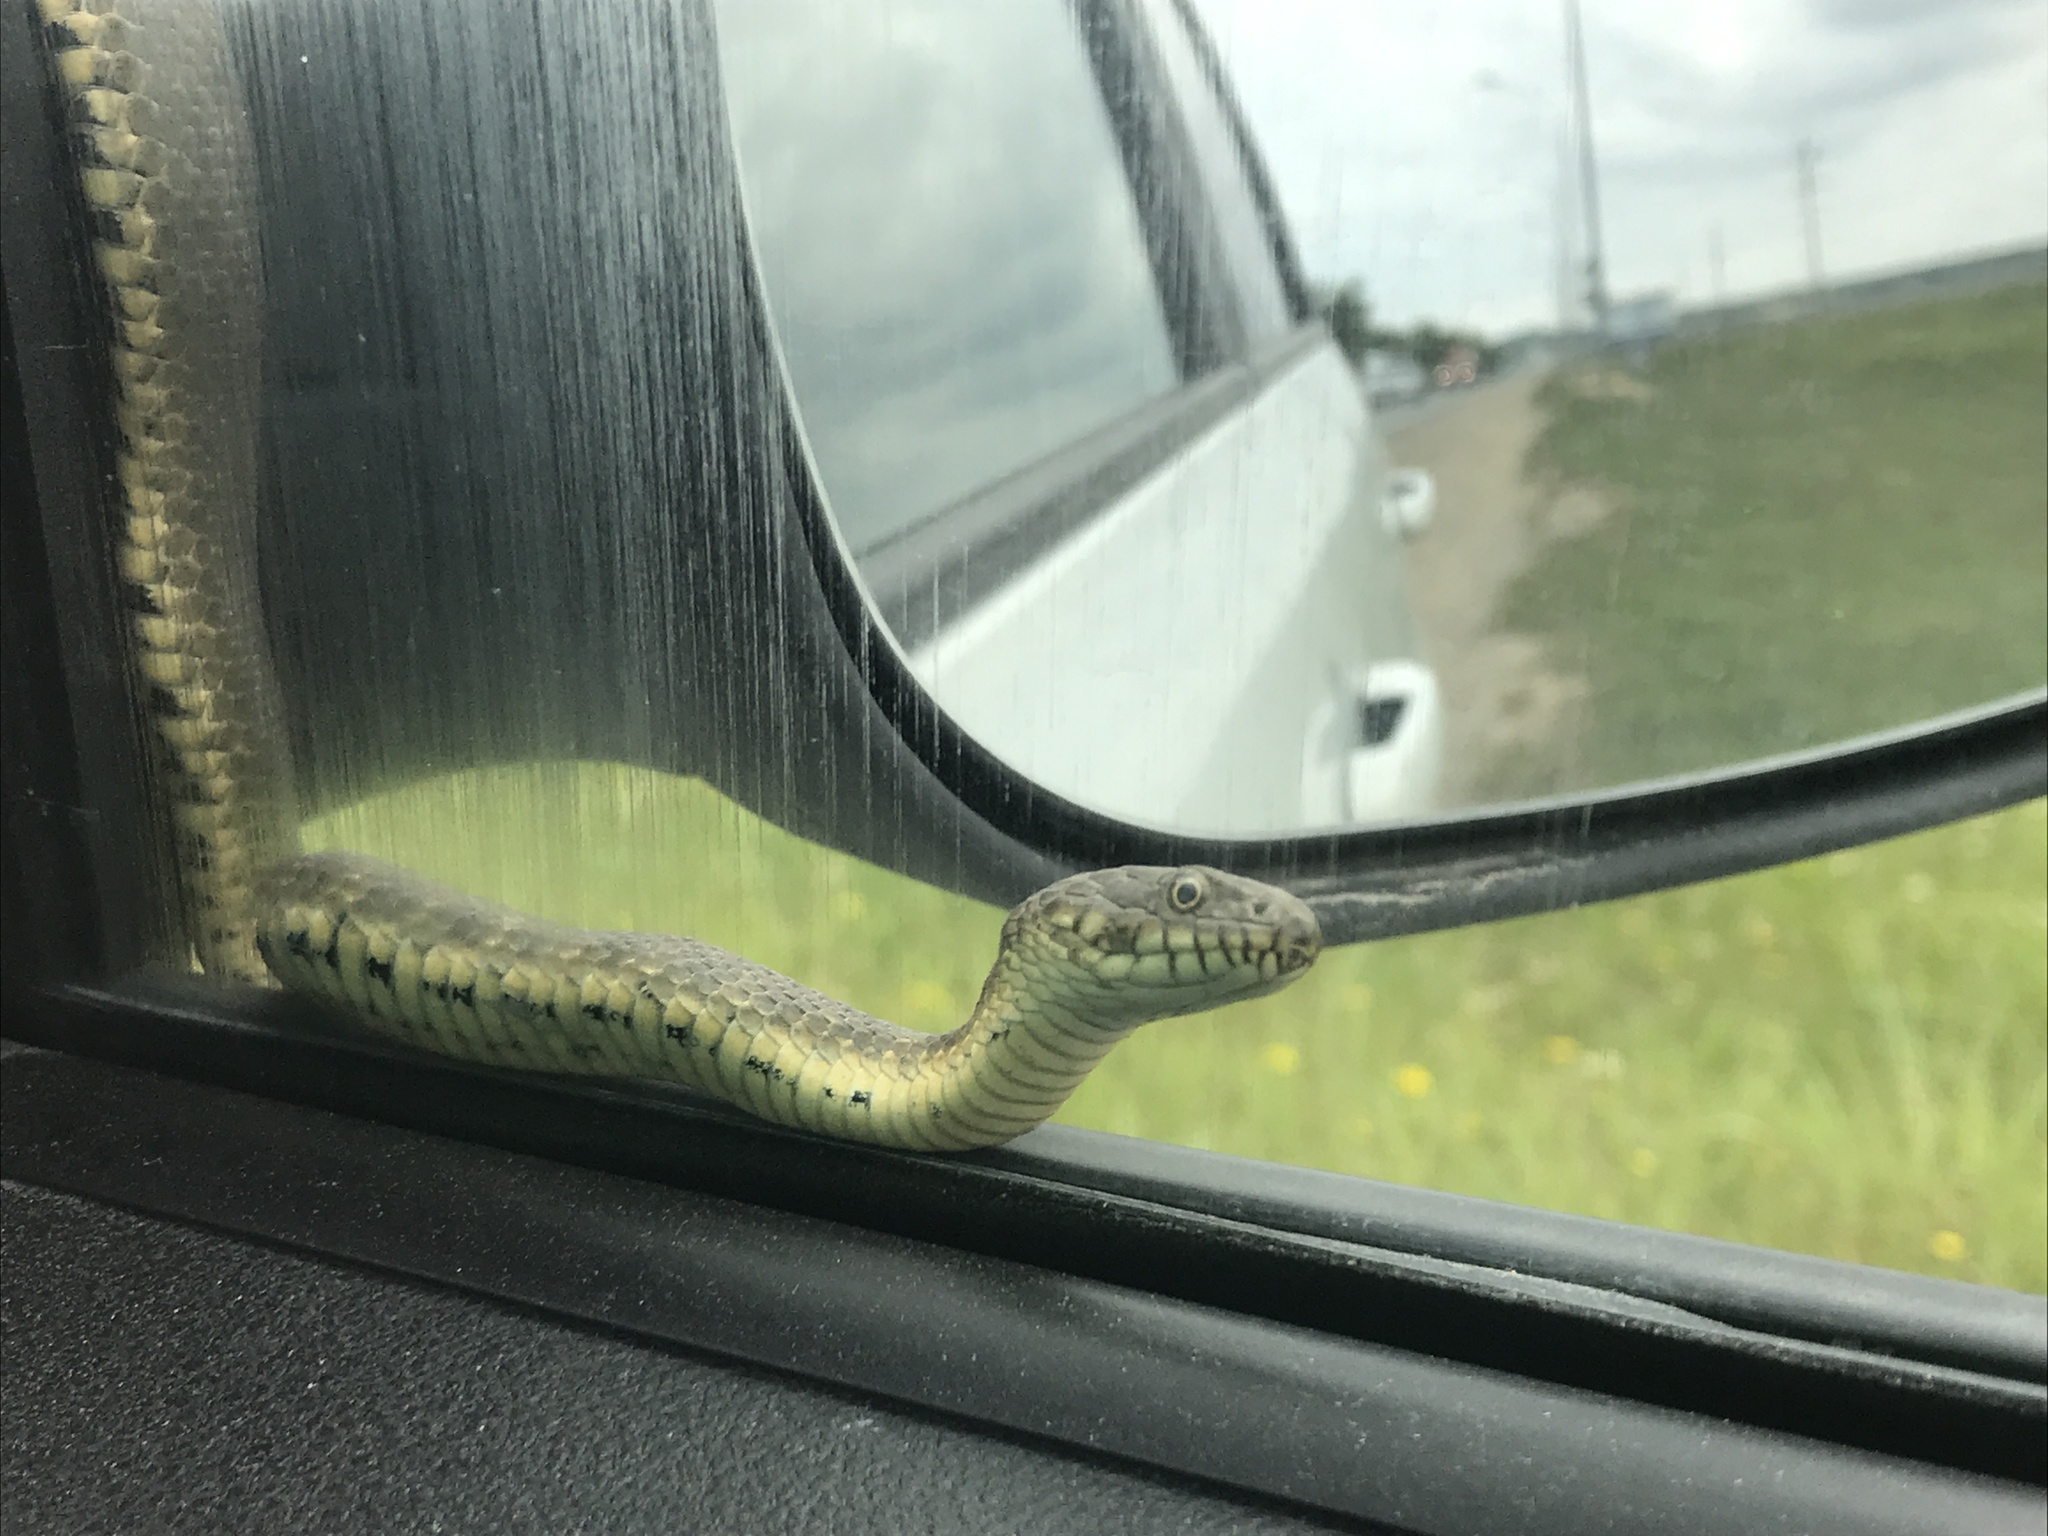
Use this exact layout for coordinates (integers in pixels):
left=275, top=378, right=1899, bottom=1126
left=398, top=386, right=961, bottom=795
left=1310, top=278, right=1498, bottom=376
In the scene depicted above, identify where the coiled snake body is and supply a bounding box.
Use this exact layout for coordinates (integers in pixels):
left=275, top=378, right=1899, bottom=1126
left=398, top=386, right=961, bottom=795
left=40, top=0, right=1321, bottom=1151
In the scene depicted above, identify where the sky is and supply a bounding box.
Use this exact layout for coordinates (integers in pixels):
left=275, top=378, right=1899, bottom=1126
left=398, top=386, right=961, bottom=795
left=1187, top=0, right=2048, bottom=335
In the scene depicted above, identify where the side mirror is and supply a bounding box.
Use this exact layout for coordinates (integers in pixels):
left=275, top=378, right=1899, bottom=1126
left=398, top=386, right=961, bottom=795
left=1380, top=468, right=1436, bottom=539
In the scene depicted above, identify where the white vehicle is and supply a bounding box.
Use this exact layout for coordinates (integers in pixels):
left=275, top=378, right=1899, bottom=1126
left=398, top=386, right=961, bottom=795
left=718, top=0, right=1443, bottom=832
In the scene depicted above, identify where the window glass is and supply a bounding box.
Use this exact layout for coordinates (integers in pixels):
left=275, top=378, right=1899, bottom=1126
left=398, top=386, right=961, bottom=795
left=16, top=0, right=2043, bottom=1300
left=713, top=0, right=1181, bottom=552
left=1134, top=0, right=1295, bottom=345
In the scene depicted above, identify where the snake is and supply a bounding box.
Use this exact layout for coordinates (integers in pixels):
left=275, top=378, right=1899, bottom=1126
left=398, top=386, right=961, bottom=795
left=36, top=0, right=1322, bottom=1151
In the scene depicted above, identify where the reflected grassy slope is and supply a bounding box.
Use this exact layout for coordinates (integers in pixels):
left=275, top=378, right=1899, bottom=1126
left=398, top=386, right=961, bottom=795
left=309, top=765, right=2046, bottom=1294
left=1497, top=280, right=2047, bottom=795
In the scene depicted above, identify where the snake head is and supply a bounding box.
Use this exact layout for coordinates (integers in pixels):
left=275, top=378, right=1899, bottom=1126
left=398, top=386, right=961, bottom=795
left=1008, top=865, right=1322, bottom=1028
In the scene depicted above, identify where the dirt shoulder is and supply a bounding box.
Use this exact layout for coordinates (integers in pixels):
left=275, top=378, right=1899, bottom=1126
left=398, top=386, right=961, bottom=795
left=1385, top=370, right=1607, bottom=809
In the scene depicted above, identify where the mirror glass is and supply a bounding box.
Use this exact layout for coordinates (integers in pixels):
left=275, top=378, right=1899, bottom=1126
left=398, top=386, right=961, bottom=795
left=718, top=0, right=2047, bottom=834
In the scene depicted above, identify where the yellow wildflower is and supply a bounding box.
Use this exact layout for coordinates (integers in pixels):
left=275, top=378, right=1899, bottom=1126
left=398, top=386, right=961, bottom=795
left=1543, top=1034, right=1582, bottom=1066
left=1628, top=1147, right=1659, bottom=1178
left=1929, top=1230, right=1968, bottom=1263
left=1393, top=1063, right=1433, bottom=1099
left=1261, top=1041, right=1302, bottom=1076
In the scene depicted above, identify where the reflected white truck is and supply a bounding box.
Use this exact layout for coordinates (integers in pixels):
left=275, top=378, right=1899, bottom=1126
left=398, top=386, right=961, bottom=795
left=905, top=342, right=1444, bottom=835
left=721, top=0, right=1445, bottom=837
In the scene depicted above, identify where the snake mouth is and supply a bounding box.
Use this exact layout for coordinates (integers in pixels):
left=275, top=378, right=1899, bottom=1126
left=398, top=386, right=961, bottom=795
left=1068, top=909, right=1320, bottom=990
left=1016, top=866, right=1321, bottom=1004
left=1272, top=924, right=1320, bottom=974
left=1256, top=915, right=1323, bottom=984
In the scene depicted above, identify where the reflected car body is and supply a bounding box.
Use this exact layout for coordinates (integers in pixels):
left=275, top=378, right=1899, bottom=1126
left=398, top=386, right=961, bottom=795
left=717, top=0, right=1442, bottom=834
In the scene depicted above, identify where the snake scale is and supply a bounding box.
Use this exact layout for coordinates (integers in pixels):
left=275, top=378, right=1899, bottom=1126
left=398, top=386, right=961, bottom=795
left=37, top=0, right=1322, bottom=1151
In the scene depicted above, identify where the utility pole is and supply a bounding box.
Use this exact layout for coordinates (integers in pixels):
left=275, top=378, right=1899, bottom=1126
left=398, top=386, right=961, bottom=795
left=1554, top=128, right=1577, bottom=331
left=1564, top=0, right=1610, bottom=333
left=1795, top=139, right=1823, bottom=291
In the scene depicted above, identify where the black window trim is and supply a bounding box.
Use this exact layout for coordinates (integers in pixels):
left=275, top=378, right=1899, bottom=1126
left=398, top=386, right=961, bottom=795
left=1159, top=0, right=1317, bottom=322
left=0, top=23, right=180, bottom=982
left=1072, top=0, right=1250, bottom=378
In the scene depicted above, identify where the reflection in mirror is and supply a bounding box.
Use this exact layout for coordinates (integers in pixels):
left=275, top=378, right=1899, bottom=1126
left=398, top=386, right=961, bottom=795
left=725, top=0, right=2047, bottom=832
left=716, top=0, right=1440, bottom=837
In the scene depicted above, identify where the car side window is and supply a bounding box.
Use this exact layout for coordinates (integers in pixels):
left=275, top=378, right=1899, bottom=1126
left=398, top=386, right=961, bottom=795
left=8, top=0, right=2039, bottom=1309
left=714, top=0, right=1181, bottom=553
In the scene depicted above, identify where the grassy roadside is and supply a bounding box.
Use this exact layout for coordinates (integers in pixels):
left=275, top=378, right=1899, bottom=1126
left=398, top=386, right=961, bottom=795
left=308, top=762, right=2047, bottom=1294
left=290, top=281, right=2045, bottom=1295
left=1492, top=280, right=2047, bottom=797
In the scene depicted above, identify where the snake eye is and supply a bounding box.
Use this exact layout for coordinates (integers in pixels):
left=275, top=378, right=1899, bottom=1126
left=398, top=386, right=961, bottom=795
left=1167, top=871, right=1207, bottom=912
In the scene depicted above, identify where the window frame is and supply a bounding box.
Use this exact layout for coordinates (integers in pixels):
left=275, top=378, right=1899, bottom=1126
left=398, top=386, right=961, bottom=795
left=5, top=991, right=2044, bottom=1531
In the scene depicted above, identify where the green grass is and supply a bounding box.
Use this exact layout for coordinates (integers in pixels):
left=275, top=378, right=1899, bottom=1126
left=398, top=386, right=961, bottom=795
left=290, top=283, right=2047, bottom=1294
left=1494, top=281, right=2047, bottom=796
left=308, top=763, right=2048, bottom=1294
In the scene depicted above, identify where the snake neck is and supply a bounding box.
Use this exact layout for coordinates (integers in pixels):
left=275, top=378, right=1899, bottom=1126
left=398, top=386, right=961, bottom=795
left=904, top=937, right=1138, bottom=1149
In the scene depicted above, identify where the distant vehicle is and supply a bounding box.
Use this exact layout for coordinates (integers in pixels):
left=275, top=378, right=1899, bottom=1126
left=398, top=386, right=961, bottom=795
left=1381, top=468, right=1438, bottom=539
left=1433, top=344, right=1479, bottom=388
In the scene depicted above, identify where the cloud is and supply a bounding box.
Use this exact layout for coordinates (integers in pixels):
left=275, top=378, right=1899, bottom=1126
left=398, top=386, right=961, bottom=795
left=1188, top=0, right=2048, bottom=332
